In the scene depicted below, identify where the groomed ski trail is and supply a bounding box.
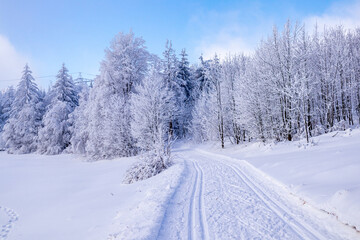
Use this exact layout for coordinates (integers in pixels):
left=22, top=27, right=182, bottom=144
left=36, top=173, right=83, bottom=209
left=189, top=161, right=210, bottom=240
left=157, top=148, right=350, bottom=239
left=157, top=159, right=210, bottom=240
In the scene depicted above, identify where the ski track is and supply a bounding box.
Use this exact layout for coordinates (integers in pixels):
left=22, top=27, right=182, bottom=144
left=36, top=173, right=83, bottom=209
left=0, top=206, right=18, bottom=240
left=157, top=148, right=344, bottom=240
left=157, top=159, right=210, bottom=240
left=225, top=162, right=323, bottom=240
left=189, top=161, right=209, bottom=240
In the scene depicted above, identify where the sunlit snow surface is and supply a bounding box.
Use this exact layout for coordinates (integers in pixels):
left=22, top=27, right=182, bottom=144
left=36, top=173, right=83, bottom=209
left=1, top=129, right=360, bottom=239
left=194, top=128, right=360, bottom=233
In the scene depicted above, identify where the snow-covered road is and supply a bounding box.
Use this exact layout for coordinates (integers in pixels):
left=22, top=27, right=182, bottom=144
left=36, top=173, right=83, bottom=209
left=157, top=148, right=355, bottom=240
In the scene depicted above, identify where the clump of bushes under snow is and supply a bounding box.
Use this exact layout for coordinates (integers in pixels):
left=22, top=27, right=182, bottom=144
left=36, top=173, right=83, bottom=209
left=123, top=149, right=172, bottom=184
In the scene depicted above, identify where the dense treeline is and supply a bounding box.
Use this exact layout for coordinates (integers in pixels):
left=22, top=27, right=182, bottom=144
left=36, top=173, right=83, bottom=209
left=0, top=22, right=359, bottom=162
left=192, top=22, right=360, bottom=146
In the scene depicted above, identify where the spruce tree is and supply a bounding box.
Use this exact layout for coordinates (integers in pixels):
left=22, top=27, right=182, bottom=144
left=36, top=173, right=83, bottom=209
left=38, top=64, right=78, bottom=154
left=3, top=64, right=43, bottom=153
left=177, top=49, right=193, bottom=137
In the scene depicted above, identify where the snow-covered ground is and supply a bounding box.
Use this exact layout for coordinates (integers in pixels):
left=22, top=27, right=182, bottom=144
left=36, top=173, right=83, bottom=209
left=1, top=128, right=359, bottom=239
left=166, top=149, right=359, bottom=239
left=0, top=153, right=183, bottom=240
left=192, top=128, right=360, bottom=235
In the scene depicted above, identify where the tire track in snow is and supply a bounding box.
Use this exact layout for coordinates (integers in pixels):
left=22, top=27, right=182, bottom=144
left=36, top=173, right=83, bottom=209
left=0, top=206, right=18, bottom=240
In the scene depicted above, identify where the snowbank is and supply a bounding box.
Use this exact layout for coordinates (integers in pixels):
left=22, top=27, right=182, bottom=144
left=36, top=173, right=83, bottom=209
left=108, top=161, right=184, bottom=240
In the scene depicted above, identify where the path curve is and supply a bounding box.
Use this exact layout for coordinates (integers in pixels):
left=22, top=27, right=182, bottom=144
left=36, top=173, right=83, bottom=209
left=157, top=148, right=347, bottom=239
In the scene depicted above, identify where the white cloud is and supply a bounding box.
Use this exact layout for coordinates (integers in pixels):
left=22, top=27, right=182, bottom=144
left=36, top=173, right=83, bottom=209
left=0, top=35, right=28, bottom=90
left=190, top=8, right=271, bottom=61
left=195, top=29, right=254, bottom=60
left=304, top=0, right=360, bottom=30
left=192, top=1, right=360, bottom=62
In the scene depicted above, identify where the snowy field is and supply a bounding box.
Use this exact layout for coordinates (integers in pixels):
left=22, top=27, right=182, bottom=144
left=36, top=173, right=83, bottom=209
left=0, top=153, right=183, bottom=239
left=1, top=129, right=360, bottom=239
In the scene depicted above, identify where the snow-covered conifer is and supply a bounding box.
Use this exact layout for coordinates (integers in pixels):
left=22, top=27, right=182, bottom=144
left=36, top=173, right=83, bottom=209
left=3, top=64, right=42, bottom=153
left=177, top=49, right=193, bottom=137
left=69, top=84, right=90, bottom=154
left=0, top=87, right=15, bottom=132
left=162, top=40, right=180, bottom=137
left=38, top=64, right=78, bottom=154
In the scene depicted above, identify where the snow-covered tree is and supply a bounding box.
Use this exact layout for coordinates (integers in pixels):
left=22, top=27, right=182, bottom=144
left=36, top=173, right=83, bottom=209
left=69, top=84, right=90, bottom=154
left=162, top=40, right=180, bottom=137
left=191, top=87, right=219, bottom=142
left=2, top=64, right=43, bottom=153
left=38, top=101, right=73, bottom=154
left=84, top=31, right=149, bottom=159
left=0, top=87, right=15, bottom=132
left=124, top=64, right=176, bottom=183
left=194, top=56, right=212, bottom=95
left=52, top=64, right=78, bottom=108
left=221, top=54, right=249, bottom=144
left=191, top=55, right=226, bottom=147
left=131, top=65, right=175, bottom=151
left=177, top=49, right=193, bottom=137
left=206, top=55, right=225, bottom=148
left=38, top=64, right=78, bottom=154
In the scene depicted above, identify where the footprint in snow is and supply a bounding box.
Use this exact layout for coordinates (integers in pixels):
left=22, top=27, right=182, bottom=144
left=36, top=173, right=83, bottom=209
left=0, top=206, right=19, bottom=240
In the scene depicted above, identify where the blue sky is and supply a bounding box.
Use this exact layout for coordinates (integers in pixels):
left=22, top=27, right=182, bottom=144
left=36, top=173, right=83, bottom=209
left=1, top=0, right=360, bottom=90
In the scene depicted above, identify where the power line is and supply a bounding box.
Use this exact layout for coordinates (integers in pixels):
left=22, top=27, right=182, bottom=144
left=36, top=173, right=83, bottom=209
left=35, top=75, right=57, bottom=79
left=0, top=74, right=57, bottom=82
left=70, top=72, right=98, bottom=76
left=0, top=72, right=97, bottom=82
